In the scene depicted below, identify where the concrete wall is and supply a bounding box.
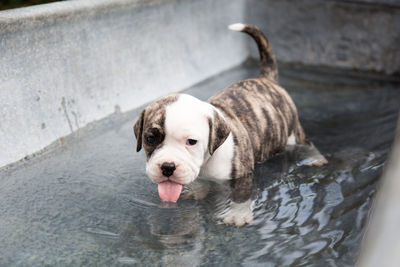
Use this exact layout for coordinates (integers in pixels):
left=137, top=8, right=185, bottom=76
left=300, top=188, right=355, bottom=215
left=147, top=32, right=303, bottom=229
left=0, top=0, right=247, bottom=168
left=246, top=0, right=400, bottom=75
left=1, top=0, right=400, bottom=167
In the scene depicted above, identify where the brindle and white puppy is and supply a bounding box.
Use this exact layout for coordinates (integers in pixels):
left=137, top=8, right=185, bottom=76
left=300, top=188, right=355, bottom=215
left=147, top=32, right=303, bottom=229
left=134, top=23, right=327, bottom=225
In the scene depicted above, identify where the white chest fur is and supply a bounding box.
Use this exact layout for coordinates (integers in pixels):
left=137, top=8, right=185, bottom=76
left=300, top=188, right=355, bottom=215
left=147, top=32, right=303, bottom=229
left=199, top=132, right=234, bottom=180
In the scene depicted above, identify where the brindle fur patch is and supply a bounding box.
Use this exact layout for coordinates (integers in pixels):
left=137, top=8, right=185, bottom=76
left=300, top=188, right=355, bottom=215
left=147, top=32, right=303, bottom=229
left=133, top=94, right=178, bottom=159
left=208, top=110, right=231, bottom=155
left=208, top=78, right=308, bottom=179
left=208, top=24, right=311, bottom=180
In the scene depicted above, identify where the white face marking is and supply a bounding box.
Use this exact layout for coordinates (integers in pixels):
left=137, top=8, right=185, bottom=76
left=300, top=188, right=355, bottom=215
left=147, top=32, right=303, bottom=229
left=146, top=94, right=214, bottom=185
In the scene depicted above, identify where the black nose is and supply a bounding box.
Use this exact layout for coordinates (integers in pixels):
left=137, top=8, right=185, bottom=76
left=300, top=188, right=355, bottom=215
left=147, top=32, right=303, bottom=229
left=161, top=162, right=176, bottom=177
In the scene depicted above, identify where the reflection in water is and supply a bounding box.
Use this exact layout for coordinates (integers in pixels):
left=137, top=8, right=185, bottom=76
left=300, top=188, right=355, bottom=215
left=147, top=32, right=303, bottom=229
left=148, top=204, right=204, bottom=267
left=182, top=173, right=255, bottom=227
left=109, top=144, right=389, bottom=266
left=0, top=63, right=399, bottom=266
left=117, top=201, right=205, bottom=267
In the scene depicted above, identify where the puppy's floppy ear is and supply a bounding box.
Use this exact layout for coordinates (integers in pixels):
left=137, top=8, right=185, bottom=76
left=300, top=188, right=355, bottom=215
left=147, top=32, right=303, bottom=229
left=133, top=109, right=146, bottom=152
left=208, top=110, right=231, bottom=155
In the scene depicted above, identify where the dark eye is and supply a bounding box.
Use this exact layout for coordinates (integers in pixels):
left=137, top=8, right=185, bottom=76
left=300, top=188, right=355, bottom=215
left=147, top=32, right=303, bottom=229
left=186, top=139, right=197, bottom=146
left=146, top=136, right=156, bottom=145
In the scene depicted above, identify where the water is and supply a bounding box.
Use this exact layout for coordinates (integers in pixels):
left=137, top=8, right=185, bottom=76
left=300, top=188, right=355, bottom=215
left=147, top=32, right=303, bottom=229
left=1, top=62, right=399, bottom=266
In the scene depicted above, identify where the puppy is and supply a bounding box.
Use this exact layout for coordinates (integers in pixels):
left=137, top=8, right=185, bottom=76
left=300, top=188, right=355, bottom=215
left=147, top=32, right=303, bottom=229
left=133, top=23, right=327, bottom=224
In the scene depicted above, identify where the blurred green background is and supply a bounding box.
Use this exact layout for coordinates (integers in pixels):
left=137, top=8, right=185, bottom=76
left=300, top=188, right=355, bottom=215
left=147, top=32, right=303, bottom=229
left=0, top=0, right=62, bottom=10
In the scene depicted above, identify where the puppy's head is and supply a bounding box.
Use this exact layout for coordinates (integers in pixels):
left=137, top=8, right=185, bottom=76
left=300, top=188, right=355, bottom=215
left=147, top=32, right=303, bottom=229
left=134, top=94, right=230, bottom=187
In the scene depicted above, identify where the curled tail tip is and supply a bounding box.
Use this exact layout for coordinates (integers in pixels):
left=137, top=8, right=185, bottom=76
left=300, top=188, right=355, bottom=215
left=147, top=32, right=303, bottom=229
left=228, top=23, right=246, bottom=32
left=228, top=23, right=278, bottom=81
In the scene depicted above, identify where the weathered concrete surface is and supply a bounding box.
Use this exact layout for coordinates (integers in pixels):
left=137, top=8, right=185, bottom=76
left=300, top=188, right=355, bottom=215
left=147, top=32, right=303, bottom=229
left=1, top=0, right=400, bottom=168
left=357, top=120, right=400, bottom=267
left=0, top=0, right=247, bottom=168
left=246, top=0, right=400, bottom=75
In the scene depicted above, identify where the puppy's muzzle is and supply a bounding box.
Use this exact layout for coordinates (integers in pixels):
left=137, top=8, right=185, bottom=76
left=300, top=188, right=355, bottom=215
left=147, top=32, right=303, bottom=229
left=161, top=162, right=176, bottom=177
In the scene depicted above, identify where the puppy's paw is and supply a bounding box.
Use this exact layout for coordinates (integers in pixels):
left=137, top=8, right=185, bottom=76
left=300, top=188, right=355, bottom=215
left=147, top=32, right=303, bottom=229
left=181, top=181, right=211, bottom=200
left=218, top=200, right=253, bottom=227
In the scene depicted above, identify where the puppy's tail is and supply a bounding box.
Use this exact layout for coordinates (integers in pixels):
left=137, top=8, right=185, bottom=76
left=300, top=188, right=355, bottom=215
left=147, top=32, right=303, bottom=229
left=229, top=23, right=278, bottom=81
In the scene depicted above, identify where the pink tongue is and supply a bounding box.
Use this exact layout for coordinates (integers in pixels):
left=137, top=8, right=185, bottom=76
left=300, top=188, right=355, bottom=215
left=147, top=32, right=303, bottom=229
left=158, top=181, right=183, bottom=202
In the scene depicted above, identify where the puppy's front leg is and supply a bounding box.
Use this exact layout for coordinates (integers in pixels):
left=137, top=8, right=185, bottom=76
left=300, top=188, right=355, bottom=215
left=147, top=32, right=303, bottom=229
left=216, top=174, right=254, bottom=227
